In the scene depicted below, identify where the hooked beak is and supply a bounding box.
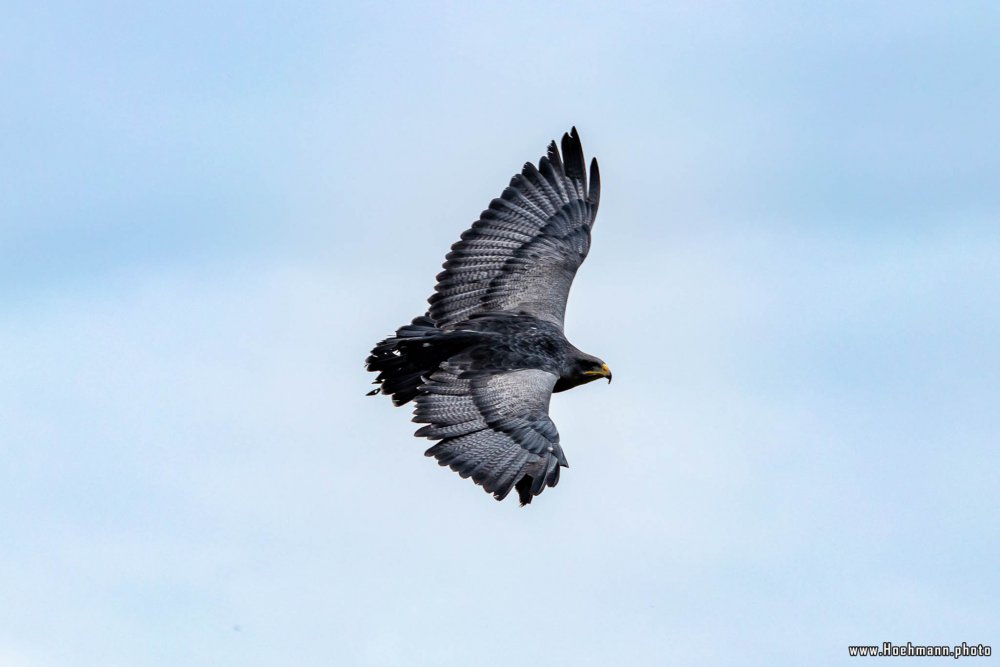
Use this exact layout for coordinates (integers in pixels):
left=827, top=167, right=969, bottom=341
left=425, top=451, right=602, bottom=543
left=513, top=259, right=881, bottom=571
left=584, top=363, right=613, bottom=383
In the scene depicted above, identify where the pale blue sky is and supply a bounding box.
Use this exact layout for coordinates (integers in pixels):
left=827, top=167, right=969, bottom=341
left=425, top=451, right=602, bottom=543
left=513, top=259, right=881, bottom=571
left=2, top=2, right=998, bottom=666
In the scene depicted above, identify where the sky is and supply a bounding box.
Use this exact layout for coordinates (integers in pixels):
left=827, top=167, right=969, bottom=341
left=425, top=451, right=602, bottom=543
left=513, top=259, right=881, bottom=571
left=2, top=2, right=998, bottom=665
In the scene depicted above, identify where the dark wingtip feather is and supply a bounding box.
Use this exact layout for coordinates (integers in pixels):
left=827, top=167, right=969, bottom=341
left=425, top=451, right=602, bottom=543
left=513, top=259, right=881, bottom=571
left=521, top=160, right=541, bottom=181
left=546, top=140, right=561, bottom=170
left=588, top=157, right=601, bottom=209
left=560, top=127, right=587, bottom=196
left=516, top=475, right=534, bottom=506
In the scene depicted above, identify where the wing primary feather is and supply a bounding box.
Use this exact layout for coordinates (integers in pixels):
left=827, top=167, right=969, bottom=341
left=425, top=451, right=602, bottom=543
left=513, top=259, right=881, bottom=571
left=538, top=154, right=569, bottom=202
left=491, top=450, right=531, bottom=501
left=546, top=140, right=565, bottom=177
left=587, top=157, right=601, bottom=210
left=516, top=474, right=535, bottom=506
left=561, top=128, right=587, bottom=199
left=530, top=461, right=549, bottom=495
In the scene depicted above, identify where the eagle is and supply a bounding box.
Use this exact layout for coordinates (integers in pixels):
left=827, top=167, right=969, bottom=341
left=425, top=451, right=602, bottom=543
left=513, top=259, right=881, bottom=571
left=365, top=128, right=610, bottom=505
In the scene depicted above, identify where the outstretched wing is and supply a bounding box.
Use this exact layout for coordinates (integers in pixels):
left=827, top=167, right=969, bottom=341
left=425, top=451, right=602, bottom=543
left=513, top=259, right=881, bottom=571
left=413, top=363, right=567, bottom=505
left=428, top=127, right=601, bottom=329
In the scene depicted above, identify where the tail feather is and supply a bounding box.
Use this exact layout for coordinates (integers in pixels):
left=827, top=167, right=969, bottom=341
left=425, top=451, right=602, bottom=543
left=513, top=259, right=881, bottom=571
left=365, top=316, right=481, bottom=406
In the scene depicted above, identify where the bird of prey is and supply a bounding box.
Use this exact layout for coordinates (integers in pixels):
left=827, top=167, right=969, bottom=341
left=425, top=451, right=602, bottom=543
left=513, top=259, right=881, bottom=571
left=365, top=128, right=610, bottom=505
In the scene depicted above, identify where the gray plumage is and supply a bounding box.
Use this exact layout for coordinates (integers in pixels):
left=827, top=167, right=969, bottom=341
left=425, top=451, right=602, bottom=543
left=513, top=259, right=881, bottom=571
left=366, top=128, right=610, bottom=505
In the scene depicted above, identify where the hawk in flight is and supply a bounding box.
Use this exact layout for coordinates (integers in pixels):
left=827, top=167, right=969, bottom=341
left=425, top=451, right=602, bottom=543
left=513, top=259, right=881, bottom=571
left=366, top=128, right=610, bottom=505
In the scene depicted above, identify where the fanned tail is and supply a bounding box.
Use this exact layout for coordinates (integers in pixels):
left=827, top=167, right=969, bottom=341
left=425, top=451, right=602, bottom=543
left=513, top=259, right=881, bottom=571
left=365, top=316, right=483, bottom=406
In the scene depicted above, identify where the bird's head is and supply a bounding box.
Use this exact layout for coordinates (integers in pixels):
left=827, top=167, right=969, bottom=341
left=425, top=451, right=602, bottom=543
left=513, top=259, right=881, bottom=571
left=580, top=358, right=613, bottom=385
left=554, top=353, right=612, bottom=392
